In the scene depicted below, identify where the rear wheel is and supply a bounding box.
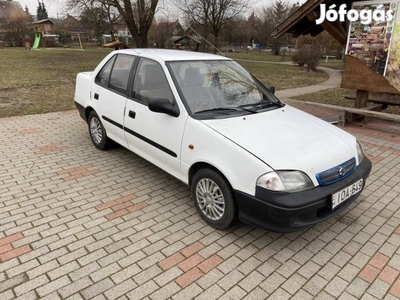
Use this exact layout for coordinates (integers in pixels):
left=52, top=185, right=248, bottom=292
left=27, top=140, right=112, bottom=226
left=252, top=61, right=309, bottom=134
left=88, top=111, right=111, bottom=150
left=191, top=168, right=236, bottom=229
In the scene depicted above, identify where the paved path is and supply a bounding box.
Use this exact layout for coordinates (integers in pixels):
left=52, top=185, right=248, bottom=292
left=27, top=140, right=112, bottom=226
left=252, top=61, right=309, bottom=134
left=1, top=65, right=400, bottom=299
left=275, top=67, right=342, bottom=100
left=1, top=109, right=400, bottom=299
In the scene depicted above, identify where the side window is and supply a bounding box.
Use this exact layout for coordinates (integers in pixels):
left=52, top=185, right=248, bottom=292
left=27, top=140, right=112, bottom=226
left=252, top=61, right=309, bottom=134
left=95, top=56, right=116, bottom=87
left=109, top=55, right=136, bottom=94
left=132, top=58, right=174, bottom=105
left=94, top=54, right=136, bottom=95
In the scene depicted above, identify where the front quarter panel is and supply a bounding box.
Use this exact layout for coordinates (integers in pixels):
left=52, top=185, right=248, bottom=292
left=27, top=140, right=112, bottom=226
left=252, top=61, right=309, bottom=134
left=181, top=117, right=272, bottom=196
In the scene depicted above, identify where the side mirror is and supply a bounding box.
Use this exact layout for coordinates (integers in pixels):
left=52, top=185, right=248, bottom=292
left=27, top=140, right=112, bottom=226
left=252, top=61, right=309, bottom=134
left=267, top=85, right=275, bottom=94
left=148, top=98, right=180, bottom=117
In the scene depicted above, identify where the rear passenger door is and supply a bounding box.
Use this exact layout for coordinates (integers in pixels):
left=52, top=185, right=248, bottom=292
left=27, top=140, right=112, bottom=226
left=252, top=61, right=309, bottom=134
left=123, top=58, right=187, bottom=180
left=92, top=54, right=136, bottom=147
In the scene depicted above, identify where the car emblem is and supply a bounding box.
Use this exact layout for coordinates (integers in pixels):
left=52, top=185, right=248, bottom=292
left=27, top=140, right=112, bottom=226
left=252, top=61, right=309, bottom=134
left=338, top=167, right=345, bottom=177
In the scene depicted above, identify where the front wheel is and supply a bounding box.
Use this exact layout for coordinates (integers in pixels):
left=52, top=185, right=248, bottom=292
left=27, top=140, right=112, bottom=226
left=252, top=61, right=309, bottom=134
left=191, top=168, right=237, bottom=229
left=88, top=111, right=111, bottom=150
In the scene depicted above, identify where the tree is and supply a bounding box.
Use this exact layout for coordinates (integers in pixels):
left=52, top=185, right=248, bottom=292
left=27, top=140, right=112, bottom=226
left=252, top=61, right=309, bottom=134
left=111, top=0, right=159, bottom=47
left=222, top=16, right=250, bottom=49
left=3, top=6, right=31, bottom=46
left=246, top=12, right=263, bottom=47
left=80, top=6, right=111, bottom=43
left=174, top=0, right=249, bottom=52
left=36, top=1, right=49, bottom=20
left=261, top=0, right=296, bottom=54
left=66, top=0, right=159, bottom=47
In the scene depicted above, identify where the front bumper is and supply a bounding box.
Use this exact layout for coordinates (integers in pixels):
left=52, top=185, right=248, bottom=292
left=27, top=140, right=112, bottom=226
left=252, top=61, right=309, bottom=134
left=235, top=157, right=372, bottom=232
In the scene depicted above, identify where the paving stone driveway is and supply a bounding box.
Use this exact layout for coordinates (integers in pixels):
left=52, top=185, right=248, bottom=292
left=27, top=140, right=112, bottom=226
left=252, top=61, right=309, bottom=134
left=1, top=110, right=400, bottom=300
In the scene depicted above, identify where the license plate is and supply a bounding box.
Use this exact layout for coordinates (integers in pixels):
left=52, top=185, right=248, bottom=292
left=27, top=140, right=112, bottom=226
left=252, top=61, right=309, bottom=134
left=332, top=179, right=363, bottom=210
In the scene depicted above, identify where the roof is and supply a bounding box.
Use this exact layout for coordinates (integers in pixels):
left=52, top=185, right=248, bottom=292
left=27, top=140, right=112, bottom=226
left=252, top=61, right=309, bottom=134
left=173, top=35, right=201, bottom=44
left=103, top=41, right=129, bottom=49
left=271, top=0, right=353, bottom=45
left=114, top=49, right=230, bottom=62
left=59, top=14, right=81, bottom=29
left=0, top=0, right=26, bottom=21
left=32, top=18, right=55, bottom=25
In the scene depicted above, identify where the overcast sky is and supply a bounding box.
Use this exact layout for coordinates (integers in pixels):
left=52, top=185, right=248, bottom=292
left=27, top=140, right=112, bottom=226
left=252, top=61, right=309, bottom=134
left=17, top=0, right=300, bottom=19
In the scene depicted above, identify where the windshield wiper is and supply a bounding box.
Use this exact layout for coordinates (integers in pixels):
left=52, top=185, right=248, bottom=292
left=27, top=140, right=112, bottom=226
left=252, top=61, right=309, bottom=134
left=238, top=100, right=282, bottom=110
left=194, top=107, right=239, bottom=114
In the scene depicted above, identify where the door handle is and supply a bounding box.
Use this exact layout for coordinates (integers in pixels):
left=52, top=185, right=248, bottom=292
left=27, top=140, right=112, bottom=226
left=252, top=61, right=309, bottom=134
left=94, top=93, right=99, bottom=100
left=129, top=110, right=136, bottom=119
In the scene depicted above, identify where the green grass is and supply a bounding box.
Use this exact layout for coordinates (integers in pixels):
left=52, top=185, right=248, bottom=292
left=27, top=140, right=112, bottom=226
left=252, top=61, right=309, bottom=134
left=236, top=60, right=328, bottom=90
left=294, top=88, right=400, bottom=114
left=0, top=47, right=112, bottom=118
left=225, top=51, right=329, bottom=90
left=319, top=58, right=345, bottom=70
left=225, top=51, right=294, bottom=62
left=0, top=47, right=329, bottom=118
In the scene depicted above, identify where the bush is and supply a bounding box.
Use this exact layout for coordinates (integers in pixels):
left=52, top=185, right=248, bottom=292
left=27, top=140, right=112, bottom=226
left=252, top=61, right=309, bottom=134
left=292, top=46, right=321, bottom=71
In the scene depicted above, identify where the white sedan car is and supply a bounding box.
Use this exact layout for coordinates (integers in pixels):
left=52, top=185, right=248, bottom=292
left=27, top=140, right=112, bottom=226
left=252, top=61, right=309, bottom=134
left=74, top=49, right=372, bottom=232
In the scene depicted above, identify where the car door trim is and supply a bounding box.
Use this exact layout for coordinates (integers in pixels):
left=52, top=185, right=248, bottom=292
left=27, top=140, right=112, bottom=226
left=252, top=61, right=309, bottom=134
left=102, top=115, right=177, bottom=158
left=124, top=126, right=178, bottom=158
left=102, top=115, right=123, bottom=129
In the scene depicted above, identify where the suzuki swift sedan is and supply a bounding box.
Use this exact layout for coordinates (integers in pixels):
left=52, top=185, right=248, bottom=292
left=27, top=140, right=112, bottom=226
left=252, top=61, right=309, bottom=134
left=74, top=49, right=372, bottom=232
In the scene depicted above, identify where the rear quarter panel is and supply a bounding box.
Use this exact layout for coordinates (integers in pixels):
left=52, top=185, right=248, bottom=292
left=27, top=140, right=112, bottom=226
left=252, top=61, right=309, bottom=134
left=74, top=71, right=93, bottom=108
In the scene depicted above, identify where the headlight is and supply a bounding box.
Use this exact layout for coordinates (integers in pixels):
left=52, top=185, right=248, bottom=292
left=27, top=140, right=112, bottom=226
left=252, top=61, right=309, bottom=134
left=357, top=141, right=364, bottom=163
left=257, top=171, right=314, bottom=192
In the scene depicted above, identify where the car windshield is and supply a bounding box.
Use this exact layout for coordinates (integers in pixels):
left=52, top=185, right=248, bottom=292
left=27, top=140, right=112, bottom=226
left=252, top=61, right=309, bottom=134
left=167, top=60, right=282, bottom=117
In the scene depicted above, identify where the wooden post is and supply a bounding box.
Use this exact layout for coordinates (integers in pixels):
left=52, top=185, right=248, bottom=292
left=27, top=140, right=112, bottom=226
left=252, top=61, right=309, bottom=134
left=350, top=89, right=369, bottom=122
left=355, top=90, right=369, bottom=108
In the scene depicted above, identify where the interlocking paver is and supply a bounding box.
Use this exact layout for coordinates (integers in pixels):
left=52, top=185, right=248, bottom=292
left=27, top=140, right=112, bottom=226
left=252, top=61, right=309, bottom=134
left=1, top=109, right=400, bottom=299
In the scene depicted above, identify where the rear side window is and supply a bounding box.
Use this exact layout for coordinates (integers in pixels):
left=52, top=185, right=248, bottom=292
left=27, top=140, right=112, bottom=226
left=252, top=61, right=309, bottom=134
left=95, top=54, right=136, bottom=95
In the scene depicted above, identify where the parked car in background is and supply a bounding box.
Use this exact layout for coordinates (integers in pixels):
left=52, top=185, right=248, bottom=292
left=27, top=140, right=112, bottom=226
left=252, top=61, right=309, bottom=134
left=74, top=49, right=372, bottom=232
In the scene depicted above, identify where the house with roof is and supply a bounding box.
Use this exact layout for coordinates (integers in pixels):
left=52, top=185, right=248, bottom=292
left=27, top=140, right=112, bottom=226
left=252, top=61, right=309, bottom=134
left=31, top=18, right=55, bottom=35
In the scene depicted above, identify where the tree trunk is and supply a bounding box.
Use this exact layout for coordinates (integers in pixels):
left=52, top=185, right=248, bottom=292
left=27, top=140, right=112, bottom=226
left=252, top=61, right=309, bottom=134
left=213, top=34, right=218, bottom=54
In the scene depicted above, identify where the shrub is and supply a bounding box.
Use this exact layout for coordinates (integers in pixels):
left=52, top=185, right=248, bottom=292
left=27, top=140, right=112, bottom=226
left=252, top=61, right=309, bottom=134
left=292, top=45, right=321, bottom=71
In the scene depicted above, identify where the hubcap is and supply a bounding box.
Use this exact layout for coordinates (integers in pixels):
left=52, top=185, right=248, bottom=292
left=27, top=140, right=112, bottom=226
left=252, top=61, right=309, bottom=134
left=196, top=178, right=225, bottom=221
left=90, top=117, right=103, bottom=144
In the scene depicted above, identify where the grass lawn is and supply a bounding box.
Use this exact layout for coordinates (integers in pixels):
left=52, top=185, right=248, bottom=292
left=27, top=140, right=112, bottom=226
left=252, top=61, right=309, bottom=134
left=0, top=47, right=112, bottom=118
left=225, top=51, right=294, bottom=62
left=294, top=88, right=400, bottom=115
left=237, top=60, right=328, bottom=90
left=0, top=47, right=328, bottom=118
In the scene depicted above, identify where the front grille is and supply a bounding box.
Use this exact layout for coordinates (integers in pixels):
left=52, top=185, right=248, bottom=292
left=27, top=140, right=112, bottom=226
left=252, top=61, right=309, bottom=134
left=316, top=157, right=356, bottom=186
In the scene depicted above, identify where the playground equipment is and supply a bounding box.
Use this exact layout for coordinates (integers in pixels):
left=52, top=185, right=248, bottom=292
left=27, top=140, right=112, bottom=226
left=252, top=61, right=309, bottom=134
left=32, top=33, right=40, bottom=49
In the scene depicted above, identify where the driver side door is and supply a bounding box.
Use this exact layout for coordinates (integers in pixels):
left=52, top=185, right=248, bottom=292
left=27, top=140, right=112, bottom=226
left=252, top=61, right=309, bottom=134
left=123, top=58, right=187, bottom=180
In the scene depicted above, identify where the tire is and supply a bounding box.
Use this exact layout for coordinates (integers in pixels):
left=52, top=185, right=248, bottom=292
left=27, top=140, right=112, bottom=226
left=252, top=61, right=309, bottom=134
left=87, top=111, right=111, bottom=150
left=191, top=168, right=237, bottom=229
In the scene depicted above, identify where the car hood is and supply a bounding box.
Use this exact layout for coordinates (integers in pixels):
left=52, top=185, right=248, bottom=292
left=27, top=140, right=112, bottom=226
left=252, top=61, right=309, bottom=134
left=201, top=105, right=356, bottom=184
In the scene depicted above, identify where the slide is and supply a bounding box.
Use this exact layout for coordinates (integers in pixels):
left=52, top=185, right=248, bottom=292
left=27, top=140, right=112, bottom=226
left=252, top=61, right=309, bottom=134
left=32, top=33, right=40, bottom=49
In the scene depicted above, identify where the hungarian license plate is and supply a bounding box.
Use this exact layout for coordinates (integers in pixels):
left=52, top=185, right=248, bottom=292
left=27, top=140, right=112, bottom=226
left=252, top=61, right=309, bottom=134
left=332, top=179, right=363, bottom=210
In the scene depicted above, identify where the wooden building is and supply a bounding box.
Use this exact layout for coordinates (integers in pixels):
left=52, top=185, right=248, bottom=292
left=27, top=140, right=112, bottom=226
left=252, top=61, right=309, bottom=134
left=32, top=18, right=55, bottom=35
left=272, top=0, right=400, bottom=110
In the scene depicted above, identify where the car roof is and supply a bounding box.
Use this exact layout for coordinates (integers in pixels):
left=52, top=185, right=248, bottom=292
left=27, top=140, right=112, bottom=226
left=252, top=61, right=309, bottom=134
left=114, top=48, right=232, bottom=62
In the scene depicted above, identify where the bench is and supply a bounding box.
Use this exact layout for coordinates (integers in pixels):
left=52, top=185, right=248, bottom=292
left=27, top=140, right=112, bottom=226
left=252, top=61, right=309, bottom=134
left=323, top=55, right=336, bottom=63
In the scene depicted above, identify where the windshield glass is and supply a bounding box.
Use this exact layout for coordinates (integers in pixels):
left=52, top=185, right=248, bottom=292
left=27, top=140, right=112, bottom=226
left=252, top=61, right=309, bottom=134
left=167, top=60, right=282, bottom=117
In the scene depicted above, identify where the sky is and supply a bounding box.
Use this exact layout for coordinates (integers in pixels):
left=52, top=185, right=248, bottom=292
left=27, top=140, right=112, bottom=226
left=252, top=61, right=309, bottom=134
left=18, top=0, right=62, bottom=18
left=17, top=0, right=299, bottom=19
